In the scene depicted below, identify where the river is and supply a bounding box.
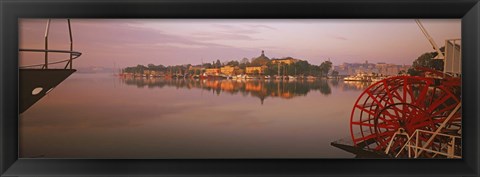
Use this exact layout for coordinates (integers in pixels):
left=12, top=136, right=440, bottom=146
left=20, top=73, right=371, bottom=158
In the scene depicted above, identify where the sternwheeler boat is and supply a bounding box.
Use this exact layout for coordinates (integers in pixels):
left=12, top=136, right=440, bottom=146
left=19, top=19, right=82, bottom=114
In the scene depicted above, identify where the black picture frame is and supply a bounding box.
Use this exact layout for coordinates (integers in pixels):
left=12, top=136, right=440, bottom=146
left=1, top=0, right=479, bottom=176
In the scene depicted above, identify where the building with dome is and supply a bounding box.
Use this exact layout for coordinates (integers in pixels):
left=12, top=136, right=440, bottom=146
left=246, top=50, right=270, bottom=74
left=250, top=50, right=270, bottom=66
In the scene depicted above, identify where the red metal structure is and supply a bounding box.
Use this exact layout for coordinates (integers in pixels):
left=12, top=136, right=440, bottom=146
left=341, top=20, right=462, bottom=158
left=349, top=69, right=461, bottom=158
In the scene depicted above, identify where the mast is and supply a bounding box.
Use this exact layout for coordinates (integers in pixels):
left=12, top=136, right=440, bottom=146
left=277, top=62, right=280, bottom=76
left=415, top=19, right=445, bottom=59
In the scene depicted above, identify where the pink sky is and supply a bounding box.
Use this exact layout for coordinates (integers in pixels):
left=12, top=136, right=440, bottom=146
left=19, top=19, right=461, bottom=68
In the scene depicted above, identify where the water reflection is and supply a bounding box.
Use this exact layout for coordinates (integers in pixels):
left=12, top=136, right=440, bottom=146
left=120, top=77, right=350, bottom=104
left=20, top=74, right=372, bottom=158
left=340, top=81, right=372, bottom=91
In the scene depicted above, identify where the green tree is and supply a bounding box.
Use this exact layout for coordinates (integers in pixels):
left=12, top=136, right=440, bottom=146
left=293, top=60, right=310, bottom=76
left=308, top=65, right=321, bottom=76
left=239, top=58, right=250, bottom=70
left=203, top=63, right=213, bottom=68
left=319, top=60, right=333, bottom=77
left=332, top=70, right=339, bottom=78
left=263, top=63, right=274, bottom=76
left=227, top=60, right=240, bottom=66
left=135, top=65, right=147, bottom=74
left=286, top=64, right=297, bottom=76
left=240, top=58, right=249, bottom=64
left=147, top=64, right=156, bottom=70
left=215, top=60, right=222, bottom=68
left=407, top=47, right=445, bottom=76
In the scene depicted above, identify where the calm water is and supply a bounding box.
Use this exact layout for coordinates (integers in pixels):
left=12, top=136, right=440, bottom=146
left=19, top=73, right=370, bottom=158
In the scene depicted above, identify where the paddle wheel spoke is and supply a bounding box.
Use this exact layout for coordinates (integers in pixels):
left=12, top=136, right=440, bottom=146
left=382, top=80, right=396, bottom=105
left=427, top=93, right=453, bottom=112
left=355, top=104, right=378, bottom=116
left=414, top=83, right=430, bottom=106
left=377, top=116, right=400, bottom=127
left=350, top=75, right=461, bottom=158
left=433, top=100, right=459, bottom=117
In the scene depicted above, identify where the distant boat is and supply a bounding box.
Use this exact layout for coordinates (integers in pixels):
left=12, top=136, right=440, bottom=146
left=344, top=76, right=358, bottom=81
left=371, top=76, right=387, bottom=83
left=207, top=75, right=223, bottom=80
left=343, top=73, right=382, bottom=82
left=217, top=74, right=232, bottom=79
left=224, top=75, right=233, bottom=79
left=199, top=73, right=208, bottom=80
left=236, top=74, right=247, bottom=80
left=306, top=76, right=316, bottom=80
left=343, top=76, right=363, bottom=81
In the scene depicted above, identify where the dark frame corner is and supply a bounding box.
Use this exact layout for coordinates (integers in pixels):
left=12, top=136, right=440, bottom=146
left=1, top=0, right=479, bottom=176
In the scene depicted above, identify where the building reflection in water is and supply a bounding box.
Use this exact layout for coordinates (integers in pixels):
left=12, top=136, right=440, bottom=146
left=120, top=77, right=370, bottom=104
left=338, top=80, right=372, bottom=91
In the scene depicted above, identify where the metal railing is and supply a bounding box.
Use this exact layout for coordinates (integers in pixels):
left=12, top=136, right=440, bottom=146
left=385, top=103, right=462, bottom=158
left=385, top=129, right=461, bottom=158
left=19, top=19, right=81, bottom=69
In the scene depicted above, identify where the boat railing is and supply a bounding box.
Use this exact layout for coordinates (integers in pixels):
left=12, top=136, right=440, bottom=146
left=19, top=19, right=81, bottom=69
left=385, top=103, right=462, bottom=158
left=385, top=128, right=461, bottom=158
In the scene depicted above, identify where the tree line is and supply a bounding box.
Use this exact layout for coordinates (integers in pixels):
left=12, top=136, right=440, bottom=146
left=123, top=56, right=334, bottom=77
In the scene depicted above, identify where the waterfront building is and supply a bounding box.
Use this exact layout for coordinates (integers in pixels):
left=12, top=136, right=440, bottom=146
left=375, top=62, right=389, bottom=75
left=271, top=57, right=300, bottom=65
left=143, top=70, right=160, bottom=76
left=205, top=68, right=220, bottom=75
left=334, top=61, right=411, bottom=76
left=220, top=65, right=236, bottom=75
left=188, top=66, right=206, bottom=75
left=246, top=66, right=266, bottom=75
left=237, top=69, right=245, bottom=75
left=188, top=66, right=206, bottom=71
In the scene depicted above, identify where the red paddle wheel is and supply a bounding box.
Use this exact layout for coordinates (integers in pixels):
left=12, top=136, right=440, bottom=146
left=349, top=70, right=461, bottom=158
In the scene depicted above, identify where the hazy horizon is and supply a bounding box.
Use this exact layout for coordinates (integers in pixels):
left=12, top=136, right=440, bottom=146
left=19, top=19, right=461, bottom=68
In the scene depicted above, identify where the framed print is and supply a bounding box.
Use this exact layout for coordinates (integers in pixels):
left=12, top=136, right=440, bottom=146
left=1, top=0, right=479, bottom=176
